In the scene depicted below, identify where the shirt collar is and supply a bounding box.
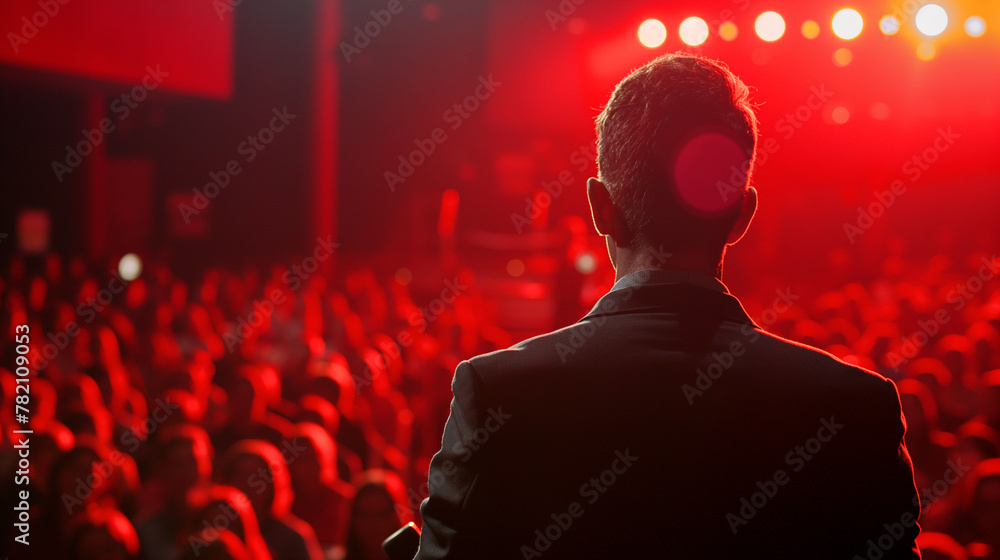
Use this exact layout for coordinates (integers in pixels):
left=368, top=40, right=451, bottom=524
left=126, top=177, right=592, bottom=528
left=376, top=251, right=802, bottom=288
left=581, top=275, right=756, bottom=327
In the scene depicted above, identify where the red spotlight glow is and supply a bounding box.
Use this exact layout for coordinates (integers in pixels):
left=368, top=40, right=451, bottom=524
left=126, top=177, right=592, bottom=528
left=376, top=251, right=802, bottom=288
left=831, top=106, right=850, bottom=124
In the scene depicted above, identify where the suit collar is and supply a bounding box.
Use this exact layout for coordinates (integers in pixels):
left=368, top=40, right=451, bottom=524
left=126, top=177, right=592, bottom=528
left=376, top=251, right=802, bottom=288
left=582, top=278, right=759, bottom=328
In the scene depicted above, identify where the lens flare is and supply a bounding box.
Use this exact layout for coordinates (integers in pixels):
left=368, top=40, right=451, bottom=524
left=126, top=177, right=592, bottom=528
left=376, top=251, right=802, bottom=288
left=672, top=133, right=748, bottom=216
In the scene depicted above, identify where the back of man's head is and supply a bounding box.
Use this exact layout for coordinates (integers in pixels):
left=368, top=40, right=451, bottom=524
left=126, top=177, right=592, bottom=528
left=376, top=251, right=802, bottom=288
left=596, top=53, right=758, bottom=255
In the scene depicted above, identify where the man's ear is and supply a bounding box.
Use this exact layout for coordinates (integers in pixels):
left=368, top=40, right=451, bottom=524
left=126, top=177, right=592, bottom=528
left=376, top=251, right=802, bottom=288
left=587, top=177, right=614, bottom=236
left=726, top=186, right=757, bottom=245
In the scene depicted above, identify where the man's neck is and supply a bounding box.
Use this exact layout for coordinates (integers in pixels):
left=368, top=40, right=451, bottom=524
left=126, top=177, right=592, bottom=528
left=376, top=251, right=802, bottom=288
left=612, top=245, right=724, bottom=283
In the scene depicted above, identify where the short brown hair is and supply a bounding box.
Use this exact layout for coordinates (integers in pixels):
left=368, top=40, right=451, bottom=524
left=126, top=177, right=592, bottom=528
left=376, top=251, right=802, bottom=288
left=596, top=53, right=758, bottom=253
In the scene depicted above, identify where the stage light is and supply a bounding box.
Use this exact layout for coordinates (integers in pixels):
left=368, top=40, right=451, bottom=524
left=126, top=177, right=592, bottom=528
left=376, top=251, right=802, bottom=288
left=879, top=16, right=900, bottom=35
left=679, top=17, right=709, bottom=46
left=638, top=19, right=667, bottom=48
left=916, top=42, right=936, bottom=60
left=801, top=20, right=820, bottom=39
left=915, top=4, right=947, bottom=37
left=965, top=16, right=986, bottom=37
left=833, top=48, right=852, bottom=66
left=118, top=253, right=143, bottom=281
left=832, top=8, right=863, bottom=40
left=831, top=106, right=850, bottom=124
left=507, top=259, right=525, bottom=277
left=719, top=21, right=738, bottom=41
left=755, top=11, right=785, bottom=41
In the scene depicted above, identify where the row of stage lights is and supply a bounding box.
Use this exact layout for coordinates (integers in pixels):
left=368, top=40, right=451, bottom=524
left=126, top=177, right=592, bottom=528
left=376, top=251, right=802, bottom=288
left=637, top=4, right=987, bottom=57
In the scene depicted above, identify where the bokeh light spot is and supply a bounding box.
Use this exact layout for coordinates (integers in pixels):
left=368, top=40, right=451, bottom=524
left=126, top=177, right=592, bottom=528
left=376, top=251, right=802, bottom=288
left=833, top=47, right=853, bottom=66
left=965, top=16, right=985, bottom=37
left=638, top=19, right=667, bottom=48
left=395, top=267, right=413, bottom=285
left=832, top=8, right=864, bottom=40
left=755, top=11, right=785, bottom=42
left=831, top=106, right=850, bottom=124
left=575, top=253, right=597, bottom=274
left=718, top=21, right=738, bottom=41
left=879, top=15, right=900, bottom=35
left=507, top=259, right=525, bottom=277
left=916, top=42, right=936, bottom=60
left=679, top=17, right=709, bottom=46
left=869, top=102, right=890, bottom=120
left=801, top=20, right=820, bottom=39
left=915, top=4, right=948, bottom=37
left=118, top=253, right=143, bottom=281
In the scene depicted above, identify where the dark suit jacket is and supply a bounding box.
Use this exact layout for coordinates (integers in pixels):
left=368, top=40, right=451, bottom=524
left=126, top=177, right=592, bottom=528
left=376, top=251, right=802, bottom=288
left=415, top=274, right=921, bottom=559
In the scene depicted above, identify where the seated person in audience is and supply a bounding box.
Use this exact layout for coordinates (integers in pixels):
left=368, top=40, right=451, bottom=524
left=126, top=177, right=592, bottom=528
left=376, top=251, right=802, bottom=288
left=966, top=321, right=1000, bottom=378
left=179, top=528, right=253, bottom=560
left=302, top=360, right=371, bottom=467
left=954, top=420, right=1000, bottom=469
left=31, top=442, right=107, bottom=559
left=957, top=459, right=1000, bottom=555
left=25, top=420, right=75, bottom=502
left=137, top=424, right=215, bottom=560
left=59, top=372, right=116, bottom=445
left=184, top=484, right=273, bottom=560
left=980, top=370, right=1000, bottom=435
left=212, top=366, right=294, bottom=452
left=218, top=439, right=323, bottom=560
left=355, top=347, right=413, bottom=472
left=297, top=394, right=364, bottom=483
left=344, top=470, right=412, bottom=560
left=914, top=532, right=968, bottom=560
left=935, top=335, right=980, bottom=428
left=66, top=506, right=141, bottom=560
left=899, top=378, right=956, bottom=481
left=287, top=422, right=356, bottom=551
